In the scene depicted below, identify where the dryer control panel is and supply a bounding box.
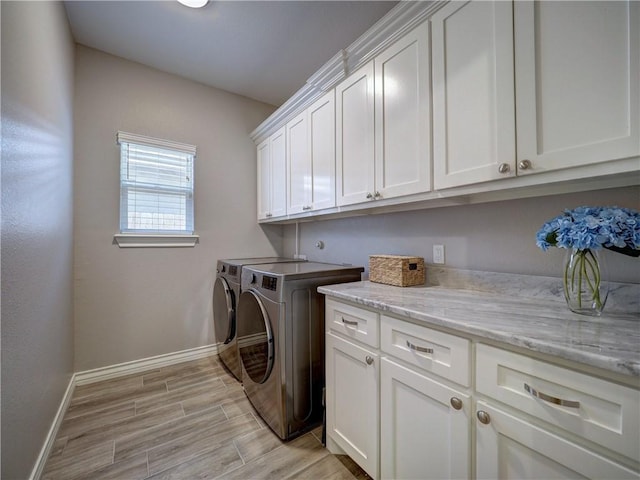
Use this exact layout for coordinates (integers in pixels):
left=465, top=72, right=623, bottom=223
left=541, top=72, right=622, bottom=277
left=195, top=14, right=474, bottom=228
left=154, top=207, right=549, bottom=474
left=262, top=275, right=278, bottom=291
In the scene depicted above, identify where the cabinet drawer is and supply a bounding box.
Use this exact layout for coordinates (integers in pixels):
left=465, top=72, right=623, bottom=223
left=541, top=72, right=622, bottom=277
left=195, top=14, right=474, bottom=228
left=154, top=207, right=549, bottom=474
left=326, top=299, right=379, bottom=348
left=380, top=314, right=470, bottom=387
left=476, top=344, right=640, bottom=461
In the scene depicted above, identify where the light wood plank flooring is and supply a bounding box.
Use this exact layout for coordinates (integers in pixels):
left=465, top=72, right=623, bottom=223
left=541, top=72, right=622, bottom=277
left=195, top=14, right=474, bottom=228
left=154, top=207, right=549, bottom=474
left=43, top=355, right=370, bottom=479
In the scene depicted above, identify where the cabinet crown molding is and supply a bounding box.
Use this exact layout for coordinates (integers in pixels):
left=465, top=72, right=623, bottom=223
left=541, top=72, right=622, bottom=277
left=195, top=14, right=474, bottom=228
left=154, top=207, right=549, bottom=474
left=250, top=0, right=444, bottom=144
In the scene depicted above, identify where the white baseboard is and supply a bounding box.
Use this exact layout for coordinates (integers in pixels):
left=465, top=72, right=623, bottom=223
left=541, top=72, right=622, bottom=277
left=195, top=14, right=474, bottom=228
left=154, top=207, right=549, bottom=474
left=29, top=373, right=77, bottom=480
left=29, top=344, right=219, bottom=479
left=74, top=343, right=219, bottom=386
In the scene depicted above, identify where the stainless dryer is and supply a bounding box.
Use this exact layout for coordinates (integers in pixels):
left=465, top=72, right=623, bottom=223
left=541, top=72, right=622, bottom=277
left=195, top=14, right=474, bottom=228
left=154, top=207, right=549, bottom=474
left=237, top=262, right=363, bottom=439
left=213, top=257, right=304, bottom=381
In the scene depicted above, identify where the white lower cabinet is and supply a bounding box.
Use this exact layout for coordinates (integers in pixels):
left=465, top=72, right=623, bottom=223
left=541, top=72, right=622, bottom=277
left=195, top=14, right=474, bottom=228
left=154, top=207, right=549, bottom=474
left=475, top=343, right=640, bottom=479
left=476, top=343, right=640, bottom=461
left=380, top=358, right=470, bottom=480
left=325, top=331, right=379, bottom=478
left=475, top=401, right=639, bottom=479
left=324, top=298, right=640, bottom=480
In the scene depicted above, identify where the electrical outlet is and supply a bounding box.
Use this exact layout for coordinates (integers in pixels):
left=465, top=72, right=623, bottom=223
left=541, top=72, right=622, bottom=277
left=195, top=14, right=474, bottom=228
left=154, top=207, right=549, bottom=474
left=433, top=244, right=445, bottom=264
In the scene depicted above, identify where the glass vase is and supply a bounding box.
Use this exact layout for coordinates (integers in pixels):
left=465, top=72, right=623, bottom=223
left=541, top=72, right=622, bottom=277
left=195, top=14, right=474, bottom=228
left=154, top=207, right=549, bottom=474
left=563, top=248, right=609, bottom=316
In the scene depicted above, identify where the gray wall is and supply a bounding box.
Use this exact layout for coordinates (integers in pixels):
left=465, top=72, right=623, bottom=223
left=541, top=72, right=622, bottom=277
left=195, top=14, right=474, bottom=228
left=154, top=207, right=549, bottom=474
left=284, top=186, right=640, bottom=284
left=73, top=46, right=279, bottom=371
left=1, top=2, right=76, bottom=478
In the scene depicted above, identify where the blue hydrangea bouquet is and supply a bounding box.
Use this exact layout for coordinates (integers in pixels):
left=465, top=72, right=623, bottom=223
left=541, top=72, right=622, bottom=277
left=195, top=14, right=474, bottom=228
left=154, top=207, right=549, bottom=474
left=536, top=206, right=640, bottom=315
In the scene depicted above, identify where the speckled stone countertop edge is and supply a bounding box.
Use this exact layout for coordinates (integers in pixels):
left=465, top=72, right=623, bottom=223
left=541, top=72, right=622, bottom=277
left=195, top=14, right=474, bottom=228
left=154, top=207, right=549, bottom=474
left=318, top=281, right=640, bottom=379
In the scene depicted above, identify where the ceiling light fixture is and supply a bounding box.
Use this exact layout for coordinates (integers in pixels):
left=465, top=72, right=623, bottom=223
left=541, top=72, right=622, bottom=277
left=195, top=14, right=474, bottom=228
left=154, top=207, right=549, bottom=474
left=177, top=0, right=208, bottom=8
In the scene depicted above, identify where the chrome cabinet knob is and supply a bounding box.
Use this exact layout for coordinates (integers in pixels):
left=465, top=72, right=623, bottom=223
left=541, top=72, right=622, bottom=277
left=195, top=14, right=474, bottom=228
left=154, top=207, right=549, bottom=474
left=374, top=191, right=381, bottom=199
left=365, top=356, right=374, bottom=365
left=366, top=192, right=373, bottom=199
left=450, top=397, right=463, bottom=410
left=498, top=163, right=510, bottom=174
left=477, top=410, right=491, bottom=424
left=519, top=159, right=532, bottom=170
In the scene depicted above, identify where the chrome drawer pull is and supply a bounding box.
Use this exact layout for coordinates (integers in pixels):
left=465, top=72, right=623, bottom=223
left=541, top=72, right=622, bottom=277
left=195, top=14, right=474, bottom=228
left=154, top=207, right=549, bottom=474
left=406, top=340, right=433, bottom=354
left=524, top=383, right=580, bottom=408
left=341, top=317, right=358, bottom=326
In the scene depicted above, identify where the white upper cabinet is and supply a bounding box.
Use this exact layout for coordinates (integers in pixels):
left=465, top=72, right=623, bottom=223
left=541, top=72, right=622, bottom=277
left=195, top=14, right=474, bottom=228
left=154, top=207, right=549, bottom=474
left=336, top=62, right=376, bottom=206
left=257, top=138, right=271, bottom=220
left=514, top=1, right=640, bottom=175
left=269, top=127, right=287, bottom=218
left=432, top=0, right=516, bottom=189
left=257, top=127, right=287, bottom=220
left=287, top=91, right=336, bottom=214
left=256, top=1, right=640, bottom=221
left=286, top=111, right=309, bottom=215
left=375, top=20, right=431, bottom=199
left=337, top=21, right=432, bottom=207
left=433, top=0, right=639, bottom=191
left=308, top=91, right=336, bottom=211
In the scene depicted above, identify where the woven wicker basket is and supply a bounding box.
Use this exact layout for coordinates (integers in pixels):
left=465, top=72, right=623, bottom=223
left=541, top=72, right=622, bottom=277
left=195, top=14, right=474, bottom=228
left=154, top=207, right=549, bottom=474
left=369, top=255, right=425, bottom=287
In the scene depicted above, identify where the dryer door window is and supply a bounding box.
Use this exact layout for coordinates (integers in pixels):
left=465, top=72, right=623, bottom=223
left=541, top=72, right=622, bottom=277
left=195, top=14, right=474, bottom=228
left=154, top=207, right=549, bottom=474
left=213, top=277, right=235, bottom=344
left=237, top=290, right=274, bottom=384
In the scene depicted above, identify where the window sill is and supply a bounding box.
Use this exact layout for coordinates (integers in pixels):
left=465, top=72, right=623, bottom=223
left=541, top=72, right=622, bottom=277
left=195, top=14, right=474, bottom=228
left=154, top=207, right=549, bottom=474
left=113, top=234, right=199, bottom=248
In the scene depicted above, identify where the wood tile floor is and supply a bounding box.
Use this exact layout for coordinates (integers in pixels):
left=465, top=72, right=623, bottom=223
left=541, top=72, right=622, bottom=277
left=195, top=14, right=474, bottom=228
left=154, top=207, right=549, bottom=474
left=43, top=355, right=370, bottom=480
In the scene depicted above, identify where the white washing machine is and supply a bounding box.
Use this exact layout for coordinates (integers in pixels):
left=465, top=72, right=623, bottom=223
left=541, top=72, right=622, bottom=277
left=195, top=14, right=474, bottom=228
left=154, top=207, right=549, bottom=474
left=212, top=257, right=305, bottom=381
left=237, top=262, right=363, bottom=439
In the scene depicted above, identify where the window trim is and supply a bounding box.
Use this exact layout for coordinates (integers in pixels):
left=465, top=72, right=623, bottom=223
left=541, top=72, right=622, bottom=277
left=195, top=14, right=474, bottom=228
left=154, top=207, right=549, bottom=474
left=115, top=131, right=198, bottom=247
left=117, top=131, right=197, bottom=156
left=113, top=233, right=199, bottom=248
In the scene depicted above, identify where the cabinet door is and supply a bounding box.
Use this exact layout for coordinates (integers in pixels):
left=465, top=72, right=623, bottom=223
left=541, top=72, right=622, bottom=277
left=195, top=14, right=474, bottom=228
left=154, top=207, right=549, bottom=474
left=375, top=21, right=431, bottom=199
left=475, top=401, right=639, bottom=480
left=515, top=1, right=640, bottom=175
left=286, top=112, right=310, bottom=214
left=257, top=138, right=271, bottom=220
left=269, top=127, right=287, bottom=218
left=432, top=0, right=516, bottom=189
left=326, top=332, right=379, bottom=478
left=308, top=91, right=336, bottom=211
left=380, top=358, right=470, bottom=480
left=336, top=62, right=375, bottom=206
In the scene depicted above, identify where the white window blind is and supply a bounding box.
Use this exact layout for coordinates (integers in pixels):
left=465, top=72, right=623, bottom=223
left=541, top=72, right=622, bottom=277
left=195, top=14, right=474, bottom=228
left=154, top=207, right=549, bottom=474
left=117, top=132, right=196, bottom=235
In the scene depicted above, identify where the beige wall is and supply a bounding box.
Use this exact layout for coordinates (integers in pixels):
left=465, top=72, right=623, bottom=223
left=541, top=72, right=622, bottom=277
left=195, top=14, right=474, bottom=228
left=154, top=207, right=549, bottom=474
left=1, top=2, right=76, bottom=478
left=73, top=46, right=279, bottom=371
left=284, top=186, right=640, bottom=284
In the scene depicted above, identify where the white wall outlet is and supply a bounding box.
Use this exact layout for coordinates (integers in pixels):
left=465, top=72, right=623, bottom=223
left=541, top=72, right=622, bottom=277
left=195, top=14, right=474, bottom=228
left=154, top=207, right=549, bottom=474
left=433, top=244, right=445, bottom=264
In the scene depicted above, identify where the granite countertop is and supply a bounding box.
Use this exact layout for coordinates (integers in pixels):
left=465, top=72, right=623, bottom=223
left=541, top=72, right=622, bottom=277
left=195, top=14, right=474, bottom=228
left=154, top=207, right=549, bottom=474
left=318, top=276, right=640, bottom=379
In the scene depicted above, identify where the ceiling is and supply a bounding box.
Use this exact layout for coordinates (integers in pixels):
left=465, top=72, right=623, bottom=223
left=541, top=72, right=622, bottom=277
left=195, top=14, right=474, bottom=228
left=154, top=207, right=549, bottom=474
left=64, top=1, right=398, bottom=107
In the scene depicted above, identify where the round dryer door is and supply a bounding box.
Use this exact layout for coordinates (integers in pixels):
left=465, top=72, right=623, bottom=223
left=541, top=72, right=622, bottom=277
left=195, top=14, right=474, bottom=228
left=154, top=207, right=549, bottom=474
left=237, top=290, right=274, bottom=384
left=213, top=277, right=234, bottom=344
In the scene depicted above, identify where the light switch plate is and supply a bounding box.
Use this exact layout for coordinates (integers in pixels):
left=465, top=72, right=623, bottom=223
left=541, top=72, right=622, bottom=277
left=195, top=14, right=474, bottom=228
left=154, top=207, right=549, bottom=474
left=433, top=244, right=445, bottom=264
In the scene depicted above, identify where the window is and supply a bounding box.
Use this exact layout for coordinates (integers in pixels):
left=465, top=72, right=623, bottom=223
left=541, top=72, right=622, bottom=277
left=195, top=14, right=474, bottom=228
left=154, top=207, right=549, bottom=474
left=115, top=132, right=198, bottom=247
